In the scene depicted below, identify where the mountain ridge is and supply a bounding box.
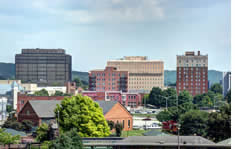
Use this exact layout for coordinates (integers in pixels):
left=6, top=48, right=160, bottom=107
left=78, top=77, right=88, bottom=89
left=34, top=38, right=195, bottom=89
left=0, top=62, right=223, bottom=86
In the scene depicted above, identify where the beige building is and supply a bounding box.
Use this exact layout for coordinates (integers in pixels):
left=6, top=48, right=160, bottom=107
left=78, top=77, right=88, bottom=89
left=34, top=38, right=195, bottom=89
left=107, top=56, right=164, bottom=93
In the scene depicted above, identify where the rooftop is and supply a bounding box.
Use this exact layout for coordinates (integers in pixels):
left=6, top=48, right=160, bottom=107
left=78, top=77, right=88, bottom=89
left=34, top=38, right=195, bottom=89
left=21, top=48, right=66, bottom=54
left=28, top=100, right=61, bottom=118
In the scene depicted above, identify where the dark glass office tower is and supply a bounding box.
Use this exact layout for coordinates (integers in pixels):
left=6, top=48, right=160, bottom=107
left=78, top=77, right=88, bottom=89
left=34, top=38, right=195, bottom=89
left=15, top=49, right=72, bottom=86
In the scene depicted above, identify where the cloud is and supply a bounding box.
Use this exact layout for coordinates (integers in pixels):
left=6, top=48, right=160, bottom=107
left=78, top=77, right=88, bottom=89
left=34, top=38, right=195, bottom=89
left=20, top=0, right=166, bottom=24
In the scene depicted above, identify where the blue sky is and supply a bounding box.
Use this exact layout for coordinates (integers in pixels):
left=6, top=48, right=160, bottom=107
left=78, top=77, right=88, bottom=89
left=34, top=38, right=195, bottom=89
left=0, top=0, right=231, bottom=72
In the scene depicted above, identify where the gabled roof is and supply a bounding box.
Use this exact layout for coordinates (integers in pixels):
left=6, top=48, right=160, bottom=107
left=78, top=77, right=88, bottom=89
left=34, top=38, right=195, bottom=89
left=217, top=138, right=231, bottom=145
left=96, top=101, right=118, bottom=115
left=28, top=100, right=61, bottom=118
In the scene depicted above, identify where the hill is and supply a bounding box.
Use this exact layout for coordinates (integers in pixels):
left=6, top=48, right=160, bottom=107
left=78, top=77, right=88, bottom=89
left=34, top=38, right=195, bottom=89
left=0, top=63, right=15, bottom=79
left=164, top=70, right=223, bottom=86
left=0, top=62, right=223, bottom=86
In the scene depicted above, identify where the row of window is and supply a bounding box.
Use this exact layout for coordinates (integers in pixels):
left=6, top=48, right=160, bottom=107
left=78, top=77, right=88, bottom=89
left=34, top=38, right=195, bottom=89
left=178, top=67, right=207, bottom=71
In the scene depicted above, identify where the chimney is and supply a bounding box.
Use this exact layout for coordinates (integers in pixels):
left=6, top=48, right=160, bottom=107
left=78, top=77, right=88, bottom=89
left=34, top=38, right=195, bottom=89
left=198, top=51, right=200, bottom=56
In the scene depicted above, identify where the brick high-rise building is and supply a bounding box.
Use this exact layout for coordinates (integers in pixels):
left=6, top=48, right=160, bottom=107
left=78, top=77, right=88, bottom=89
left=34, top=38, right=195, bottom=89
left=89, top=67, right=128, bottom=92
left=15, top=49, right=72, bottom=86
left=176, top=51, right=208, bottom=96
left=107, top=56, right=164, bottom=93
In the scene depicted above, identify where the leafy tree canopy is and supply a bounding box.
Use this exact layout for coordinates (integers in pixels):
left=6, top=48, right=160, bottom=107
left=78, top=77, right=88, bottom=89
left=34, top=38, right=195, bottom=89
left=180, top=110, right=209, bottom=137
left=207, top=104, right=231, bottom=142
left=36, top=123, right=49, bottom=143
left=178, top=90, right=193, bottom=105
left=55, top=95, right=110, bottom=137
left=115, top=123, right=123, bottom=137
left=50, top=128, right=83, bottom=149
left=210, top=83, right=222, bottom=94
left=34, top=89, right=49, bottom=96
left=0, top=128, right=20, bottom=145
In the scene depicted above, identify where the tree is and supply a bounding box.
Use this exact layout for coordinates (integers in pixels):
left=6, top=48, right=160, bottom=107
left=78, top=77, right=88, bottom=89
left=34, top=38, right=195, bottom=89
left=156, top=110, right=172, bottom=122
left=36, top=123, right=49, bottom=143
left=55, top=95, right=110, bottom=137
left=142, top=94, right=149, bottom=105
left=162, top=88, right=177, bottom=107
left=157, top=102, right=198, bottom=123
left=22, top=120, right=33, bottom=132
left=34, top=89, right=49, bottom=96
left=210, top=83, right=222, bottom=94
left=6, top=105, right=13, bottom=113
left=178, top=90, right=193, bottom=105
left=107, top=120, right=115, bottom=130
left=180, top=110, right=209, bottom=137
left=0, top=128, right=20, bottom=146
left=73, top=78, right=83, bottom=87
left=224, top=89, right=231, bottom=104
left=53, top=91, right=64, bottom=96
left=115, top=123, right=123, bottom=137
left=207, top=104, right=231, bottom=142
left=50, top=128, right=83, bottom=149
left=148, top=87, right=165, bottom=108
left=2, top=120, right=23, bottom=131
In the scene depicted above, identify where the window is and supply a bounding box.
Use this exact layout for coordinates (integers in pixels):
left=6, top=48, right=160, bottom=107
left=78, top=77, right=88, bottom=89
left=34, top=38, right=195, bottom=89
left=26, top=110, right=30, bottom=115
left=123, top=120, right=125, bottom=128
left=128, top=120, right=130, bottom=128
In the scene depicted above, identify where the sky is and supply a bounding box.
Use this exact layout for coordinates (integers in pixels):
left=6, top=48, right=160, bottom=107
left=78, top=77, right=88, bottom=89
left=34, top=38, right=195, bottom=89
left=0, top=0, right=231, bottom=72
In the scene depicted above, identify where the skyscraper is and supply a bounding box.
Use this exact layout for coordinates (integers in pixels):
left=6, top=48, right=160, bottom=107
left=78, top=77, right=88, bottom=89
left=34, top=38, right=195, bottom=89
left=176, top=51, right=208, bottom=96
left=222, top=72, right=231, bottom=97
left=107, top=56, right=164, bottom=93
left=15, top=49, right=72, bottom=86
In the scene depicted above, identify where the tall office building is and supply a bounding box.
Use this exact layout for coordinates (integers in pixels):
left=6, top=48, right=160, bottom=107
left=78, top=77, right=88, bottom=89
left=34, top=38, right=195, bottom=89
left=15, top=49, right=72, bottom=86
left=176, top=51, right=208, bottom=96
left=107, top=56, right=164, bottom=93
left=222, top=72, right=231, bottom=97
left=89, top=67, right=128, bottom=92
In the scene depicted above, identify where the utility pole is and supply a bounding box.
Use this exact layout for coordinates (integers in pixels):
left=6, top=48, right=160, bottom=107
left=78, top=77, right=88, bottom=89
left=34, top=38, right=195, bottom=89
left=177, top=94, right=180, bottom=149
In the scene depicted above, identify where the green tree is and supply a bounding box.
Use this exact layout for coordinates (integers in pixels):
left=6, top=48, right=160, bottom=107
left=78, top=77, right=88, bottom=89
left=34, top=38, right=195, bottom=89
left=22, top=120, right=33, bottom=132
left=107, top=120, right=115, bottom=130
left=73, top=78, right=83, bottom=87
left=162, top=88, right=177, bottom=107
left=34, top=89, right=49, bottom=96
left=0, top=128, right=20, bottom=146
left=180, top=110, right=209, bottom=137
left=207, top=104, right=231, bottom=142
left=210, top=83, right=223, bottom=94
left=201, top=96, right=213, bottom=107
left=142, top=94, right=149, bottom=105
left=53, top=91, right=64, bottom=96
left=50, top=128, right=83, bottom=149
left=115, top=123, right=123, bottom=137
left=224, top=89, right=231, bottom=104
left=55, top=95, right=110, bottom=137
left=6, top=105, right=13, bottom=113
left=156, top=110, right=172, bottom=122
left=2, top=119, right=23, bottom=131
left=178, top=90, right=193, bottom=105
left=148, top=87, right=164, bottom=108
left=36, top=123, right=49, bottom=143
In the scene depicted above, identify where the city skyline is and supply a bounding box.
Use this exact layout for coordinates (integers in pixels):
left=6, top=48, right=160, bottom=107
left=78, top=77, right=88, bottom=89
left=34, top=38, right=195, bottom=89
left=0, top=0, right=231, bottom=72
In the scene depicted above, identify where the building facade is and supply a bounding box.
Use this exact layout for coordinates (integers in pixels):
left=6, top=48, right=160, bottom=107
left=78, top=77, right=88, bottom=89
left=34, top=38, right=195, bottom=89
left=17, top=93, right=65, bottom=113
left=176, top=51, right=208, bottom=96
left=82, top=91, right=142, bottom=108
left=89, top=67, right=128, bottom=92
left=107, top=56, right=164, bottom=93
left=222, top=72, right=231, bottom=97
left=15, top=49, right=72, bottom=86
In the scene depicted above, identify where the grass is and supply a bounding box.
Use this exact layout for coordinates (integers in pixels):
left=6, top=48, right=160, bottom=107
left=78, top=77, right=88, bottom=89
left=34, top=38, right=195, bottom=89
left=120, top=129, right=151, bottom=137
left=132, top=113, right=156, bottom=118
